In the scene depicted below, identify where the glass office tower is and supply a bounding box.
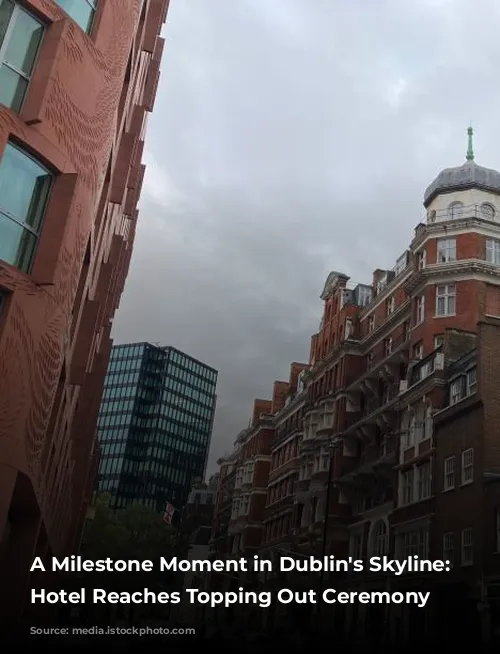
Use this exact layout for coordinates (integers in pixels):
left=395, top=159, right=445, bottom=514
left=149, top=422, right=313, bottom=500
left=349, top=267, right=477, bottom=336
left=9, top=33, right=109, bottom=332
left=97, top=343, right=218, bottom=510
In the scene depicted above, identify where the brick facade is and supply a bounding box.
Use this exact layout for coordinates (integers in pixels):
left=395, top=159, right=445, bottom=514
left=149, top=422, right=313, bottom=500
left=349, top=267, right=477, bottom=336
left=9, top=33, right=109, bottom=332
left=0, top=0, right=168, bottom=624
left=212, top=152, right=500, bottom=644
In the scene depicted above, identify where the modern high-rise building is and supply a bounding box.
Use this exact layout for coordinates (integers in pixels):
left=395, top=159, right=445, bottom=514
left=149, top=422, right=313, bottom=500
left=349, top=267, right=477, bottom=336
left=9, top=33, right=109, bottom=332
left=0, top=0, right=169, bottom=624
left=97, top=343, right=218, bottom=510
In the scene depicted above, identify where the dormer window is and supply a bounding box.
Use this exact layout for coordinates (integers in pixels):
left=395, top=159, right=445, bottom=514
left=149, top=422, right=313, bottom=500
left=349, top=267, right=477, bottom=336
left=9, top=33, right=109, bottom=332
left=448, top=201, right=464, bottom=220
left=357, top=286, right=372, bottom=307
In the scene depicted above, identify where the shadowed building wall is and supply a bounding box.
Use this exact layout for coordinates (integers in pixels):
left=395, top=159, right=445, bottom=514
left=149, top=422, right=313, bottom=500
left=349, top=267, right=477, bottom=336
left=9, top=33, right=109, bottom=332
left=0, top=0, right=169, bottom=624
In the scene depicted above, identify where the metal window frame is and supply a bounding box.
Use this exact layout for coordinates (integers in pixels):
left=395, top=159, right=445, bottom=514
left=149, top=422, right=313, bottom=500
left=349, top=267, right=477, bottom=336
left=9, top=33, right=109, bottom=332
left=0, top=2, right=45, bottom=112
left=54, top=0, right=98, bottom=34
left=0, top=142, right=53, bottom=233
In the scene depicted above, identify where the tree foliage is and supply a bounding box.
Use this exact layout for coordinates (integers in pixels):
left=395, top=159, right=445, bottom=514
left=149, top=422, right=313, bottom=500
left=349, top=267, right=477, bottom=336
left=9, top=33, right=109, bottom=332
left=84, top=493, right=176, bottom=562
left=81, top=493, right=177, bottom=594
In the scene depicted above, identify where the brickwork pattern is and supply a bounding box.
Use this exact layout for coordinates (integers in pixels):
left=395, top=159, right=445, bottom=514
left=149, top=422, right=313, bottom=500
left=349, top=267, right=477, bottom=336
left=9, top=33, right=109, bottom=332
left=0, top=0, right=169, bottom=558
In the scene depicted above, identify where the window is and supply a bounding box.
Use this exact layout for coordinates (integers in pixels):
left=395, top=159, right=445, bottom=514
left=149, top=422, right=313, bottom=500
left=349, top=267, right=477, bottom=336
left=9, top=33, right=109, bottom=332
left=408, top=414, right=416, bottom=447
left=394, top=251, right=408, bottom=275
left=357, top=286, right=372, bottom=307
left=401, top=468, right=414, bottom=505
left=450, top=378, right=463, bottom=405
left=351, top=532, right=363, bottom=559
left=443, top=456, right=455, bottom=491
left=54, top=0, right=98, bottom=33
left=244, top=461, right=254, bottom=484
left=415, top=296, right=425, bottom=325
left=448, top=201, right=464, bottom=219
left=467, top=368, right=477, bottom=395
left=0, top=1, right=44, bottom=112
left=376, top=276, right=387, bottom=295
left=366, top=352, right=374, bottom=370
left=436, top=284, right=456, bottom=317
left=368, top=315, right=375, bottom=332
left=434, top=334, right=444, bottom=349
left=413, top=342, right=423, bottom=360
left=387, top=296, right=395, bottom=315
left=461, top=448, right=473, bottom=485
left=401, top=413, right=413, bottom=450
left=416, top=250, right=426, bottom=270
left=443, top=532, right=454, bottom=564
left=461, top=528, right=473, bottom=565
left=384, top=336, right=393, bottom=357
left=496, top=508, right=500, bottom=553
left=372, top=520, right=388, bottom=557
left=417, top=462, right=431, bottom=500
left=486, top=238, right=500, bottom=265
left=424, top=405, right=433, bottom=440
left=241, top=495, right=249, bottom=515
left=403, top=322, right=410, bottom=341
left=437, top=238, right=457, bottom=263
left=0, top=143, right=53, bottom=273
left=401, top=528, right=429, bottom=558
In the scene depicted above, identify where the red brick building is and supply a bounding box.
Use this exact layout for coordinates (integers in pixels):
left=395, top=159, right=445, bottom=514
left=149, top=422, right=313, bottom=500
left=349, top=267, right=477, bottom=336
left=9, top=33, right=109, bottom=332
left=0, top=0, right=168, bottom=623
left=213, top=131, right=500, bottom=644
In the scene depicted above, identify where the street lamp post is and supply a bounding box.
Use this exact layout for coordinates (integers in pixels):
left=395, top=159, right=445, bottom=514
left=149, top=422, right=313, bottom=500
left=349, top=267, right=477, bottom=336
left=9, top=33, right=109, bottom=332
left=317, top=439, right=337, bottom=619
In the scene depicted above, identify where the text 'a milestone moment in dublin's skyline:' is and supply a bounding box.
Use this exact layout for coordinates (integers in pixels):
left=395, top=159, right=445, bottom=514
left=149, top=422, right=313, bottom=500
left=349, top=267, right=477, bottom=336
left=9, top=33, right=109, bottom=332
left=30, top=554, right=451, bottom=609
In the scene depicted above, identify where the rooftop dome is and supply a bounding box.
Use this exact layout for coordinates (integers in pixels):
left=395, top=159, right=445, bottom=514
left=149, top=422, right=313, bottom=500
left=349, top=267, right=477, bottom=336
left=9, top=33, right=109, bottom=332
left=424, top=128, right=500, bottom=207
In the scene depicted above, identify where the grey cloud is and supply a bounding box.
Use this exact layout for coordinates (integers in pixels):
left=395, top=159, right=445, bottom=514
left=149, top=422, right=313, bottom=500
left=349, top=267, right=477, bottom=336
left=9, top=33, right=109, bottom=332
left=112, top=0, right=500, bottom=472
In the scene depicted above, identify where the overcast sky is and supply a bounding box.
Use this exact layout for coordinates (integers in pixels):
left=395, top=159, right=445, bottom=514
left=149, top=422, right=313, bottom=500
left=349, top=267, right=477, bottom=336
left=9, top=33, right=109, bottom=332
left=113, top=0, right=500, bottom=473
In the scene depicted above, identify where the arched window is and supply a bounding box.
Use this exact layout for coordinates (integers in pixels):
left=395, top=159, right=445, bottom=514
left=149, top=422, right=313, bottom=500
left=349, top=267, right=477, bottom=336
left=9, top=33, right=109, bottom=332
left=427, top=209, right=436, bottom=223
left=480, top=203, right=495, bottom=220
left=372, top=520, right=388, bottom=556
left=448, top=201, right=464, bottom=219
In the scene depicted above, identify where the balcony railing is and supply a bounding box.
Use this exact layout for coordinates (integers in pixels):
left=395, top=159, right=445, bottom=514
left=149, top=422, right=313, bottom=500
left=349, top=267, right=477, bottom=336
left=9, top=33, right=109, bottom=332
left=359, top=436, right=397, bottom=465
left=409, top=347, right=444, bottom=387
left=355, top=490, right=393, bottom=513
left=425, top=203, right=499, bottom=224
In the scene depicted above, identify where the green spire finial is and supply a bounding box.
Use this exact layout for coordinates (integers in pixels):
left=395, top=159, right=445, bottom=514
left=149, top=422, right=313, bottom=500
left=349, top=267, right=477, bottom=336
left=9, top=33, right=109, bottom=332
left=466, top=125, right=474, bottom=161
